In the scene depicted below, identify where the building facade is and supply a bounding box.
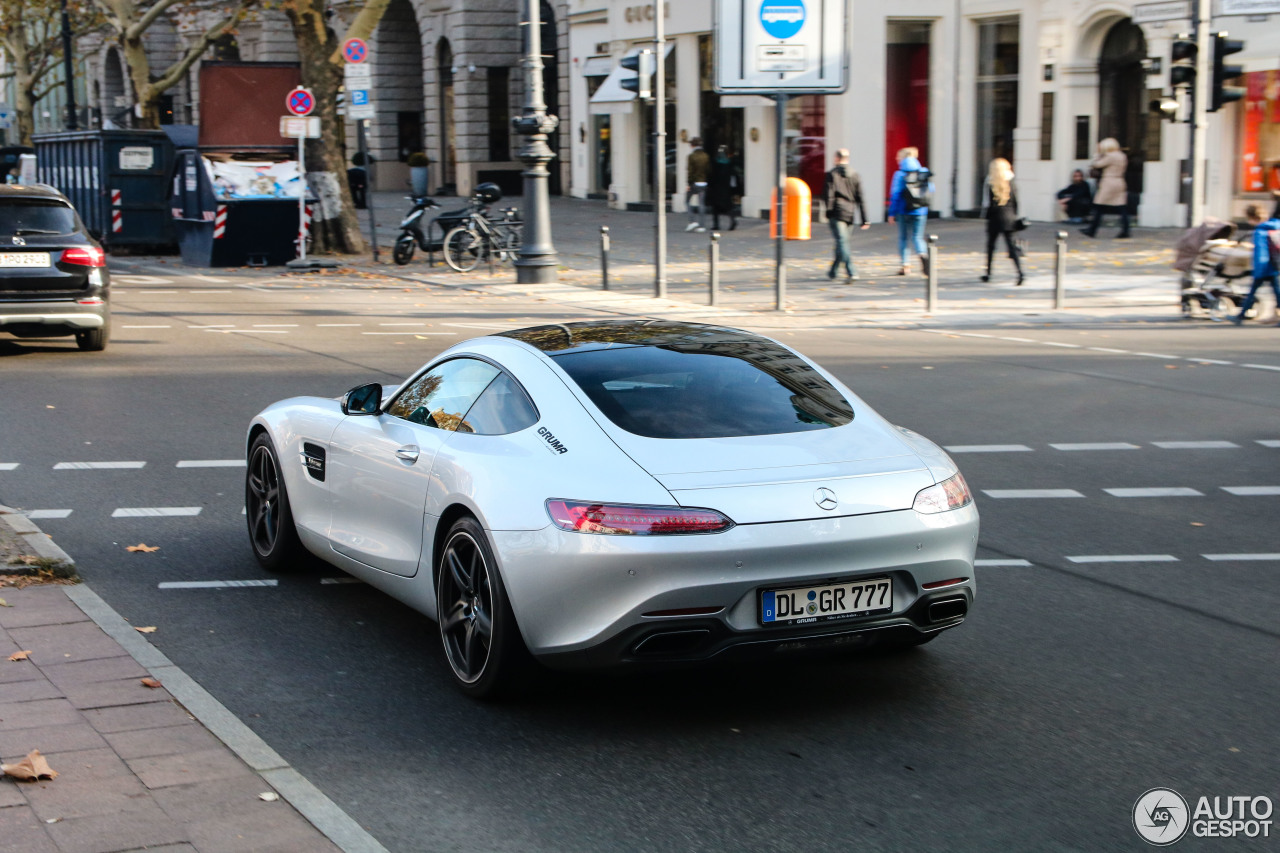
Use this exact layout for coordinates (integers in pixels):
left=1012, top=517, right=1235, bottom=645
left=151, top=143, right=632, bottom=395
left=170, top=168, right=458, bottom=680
left=567, top=0, right=1280, bottom=226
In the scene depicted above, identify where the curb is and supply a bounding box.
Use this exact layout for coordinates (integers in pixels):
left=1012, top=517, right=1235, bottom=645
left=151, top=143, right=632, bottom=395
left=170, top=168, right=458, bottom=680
left=0, top=504, right=388, bottom=853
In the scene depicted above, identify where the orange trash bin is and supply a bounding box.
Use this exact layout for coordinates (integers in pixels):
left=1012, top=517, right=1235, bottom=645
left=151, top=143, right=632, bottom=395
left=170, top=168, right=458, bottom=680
left=770, top=177, right=812, bottom=240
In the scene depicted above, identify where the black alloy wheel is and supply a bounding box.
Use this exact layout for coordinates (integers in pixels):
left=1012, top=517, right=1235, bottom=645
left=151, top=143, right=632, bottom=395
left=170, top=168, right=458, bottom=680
left=393, top=234, right=415, bottom=265
left=436, top=517, right=531, bottom=699
left=245, top=433, right=302, bottom=570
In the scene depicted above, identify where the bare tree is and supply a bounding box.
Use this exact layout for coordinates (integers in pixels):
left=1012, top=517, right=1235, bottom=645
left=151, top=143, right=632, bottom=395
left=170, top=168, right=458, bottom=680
left=0, top=0, right=103, bottom=144
left=92, top=0, right=256, bottom=128
left=279, top=0, right=392, bottom=254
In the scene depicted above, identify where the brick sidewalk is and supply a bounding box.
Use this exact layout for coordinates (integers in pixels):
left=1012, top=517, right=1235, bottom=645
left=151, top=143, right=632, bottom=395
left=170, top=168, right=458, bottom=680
left=0, top=508, right=376, bottom=853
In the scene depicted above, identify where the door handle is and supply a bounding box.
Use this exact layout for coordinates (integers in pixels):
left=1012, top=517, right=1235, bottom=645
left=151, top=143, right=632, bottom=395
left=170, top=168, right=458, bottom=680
left=395, top=445, right=420, bottom=463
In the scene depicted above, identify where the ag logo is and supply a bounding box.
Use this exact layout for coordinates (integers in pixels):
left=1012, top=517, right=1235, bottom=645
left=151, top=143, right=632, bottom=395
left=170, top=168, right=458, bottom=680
left=1133, top=788, right=1189, bottom=846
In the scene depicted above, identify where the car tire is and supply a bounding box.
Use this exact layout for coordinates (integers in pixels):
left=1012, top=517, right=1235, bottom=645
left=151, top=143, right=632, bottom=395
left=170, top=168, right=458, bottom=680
left=75, top=326, right=108, bottom=352
left=436, top=516, right=533, bottom=699
left=393, top=235, right=415, bottom=266
left=245, top=433, right=304, bottom=571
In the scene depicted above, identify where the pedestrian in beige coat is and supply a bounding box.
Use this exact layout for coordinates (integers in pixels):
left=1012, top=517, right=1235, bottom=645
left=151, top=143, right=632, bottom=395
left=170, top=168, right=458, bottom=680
left=1081, top=138, right=1130, bottom=238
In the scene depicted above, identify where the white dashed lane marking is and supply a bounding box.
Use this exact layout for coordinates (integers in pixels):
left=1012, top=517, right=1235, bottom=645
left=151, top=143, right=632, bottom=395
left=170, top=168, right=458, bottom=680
left=1221, top=486, right=1280, bottom=496
left=112, top=507, right=202, bottom=517
left=25, top=509, right=72, bottom=519
left=0, top=463, right=18, bottom=471
left=1151, top=441, right=1239, bottom=449
left=176, top=460, right=244, bottom=468
left=1259, top=440, right=1280, bottom=448
left=1103, top=487, right=1203, bottom=497
left=54, top=461, right=146, bottom=470
left=1067, top=554, right=1179, bottom=563
left=975, top=559, right=1033, bottom=567
left=983, top=489, right=1085, bottom=499
left=158, top=580, right=278, bottom=589
left=1049, top=443, right=1141, bottom=451
left=945, top=445, right=1033, bottom=453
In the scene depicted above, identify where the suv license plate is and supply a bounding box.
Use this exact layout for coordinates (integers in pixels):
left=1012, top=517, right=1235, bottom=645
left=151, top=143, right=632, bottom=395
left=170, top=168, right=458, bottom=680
left=761, top=578, right=893, bottom=625
left=0, top=252, right=52, bottom=268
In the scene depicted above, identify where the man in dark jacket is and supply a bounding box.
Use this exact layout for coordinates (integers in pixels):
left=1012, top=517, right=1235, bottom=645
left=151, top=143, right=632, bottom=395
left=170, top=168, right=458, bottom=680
left=822, top=148, right=869, bottom=281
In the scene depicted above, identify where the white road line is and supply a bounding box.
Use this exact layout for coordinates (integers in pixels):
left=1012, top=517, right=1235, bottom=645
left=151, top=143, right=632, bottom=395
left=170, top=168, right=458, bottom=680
left=316, top=323, right=362, bottom=327
left=142, top=290, right=178, bottom=294
left=982, top=489, right=1085, bottom=499
left=1104, top=487, right=1203, bottom=497
left=975, top=559, right=1032, bottom=567
left=112, top=507, right=202, bottom=517
left=121, top=324, right=172, bottom=329
left=1086, top=346, right=1129, bottom=354
left=1190, top=358, right=1234, bottom=365
left=1243, top=363, right=1280, bottom=372
left=253, top=324, right=299, bottom=328
left=1258, top=440, right=1280, bottom=448
left=1221, top=486, right=1280, bottom=496
left=189, top=290, right=233, bottom=294
left=158, top=580, right=279, bottom=589
left=999, top=337, right=1036, bottom=343
left=1067, top=554, right=1179, bottom=563
left=25, top=509, right=72, bottom=519
left=192, top=275, right=232, bottom=283
left=379, top=322, right=428, bottom=326
left=320, top=577, right=365, bottom=585
left=944, top=444, right=1033, bottom=453
left=1042, top=342, right=1083, bottom=348
left=1133, top=352, right=1180, bottom=359
left=54, top=461, right=145, bottom=470
left=1152, top=440, right=1239, bottom=449
left=1050, top=442, right=1140, bottom=451
left=216, top=329, right=289, bottom=334
left=1202, top=553, right=1280, bottom=562
left=0, top=463, right=18, bottom=471
left=176, top=460, right=245, bottom=468
left=189, top=324, right=235, bottom=329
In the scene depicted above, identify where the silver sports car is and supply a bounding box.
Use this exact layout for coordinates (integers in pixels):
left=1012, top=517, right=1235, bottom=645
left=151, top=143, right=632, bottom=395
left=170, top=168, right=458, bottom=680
left=246, top=321, right=978, bottom=698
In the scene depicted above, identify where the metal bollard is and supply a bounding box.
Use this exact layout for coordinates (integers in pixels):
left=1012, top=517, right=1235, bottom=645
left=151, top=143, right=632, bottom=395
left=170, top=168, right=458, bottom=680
left=926, top=234, right=938, bottom=313
left=1054, top=231, right=1067, bottom=309
left=709, top=232, right=720, bottom=306
left=600, top=226, right=610, bottom=290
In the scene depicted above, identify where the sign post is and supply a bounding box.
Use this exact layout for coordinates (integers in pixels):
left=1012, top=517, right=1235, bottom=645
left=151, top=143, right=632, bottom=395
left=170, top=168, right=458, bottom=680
left=343, top=38, right=379, bottom=262
left=715, top=0, right=848, bottom=310
left=282, top=88, right=336, bottom=269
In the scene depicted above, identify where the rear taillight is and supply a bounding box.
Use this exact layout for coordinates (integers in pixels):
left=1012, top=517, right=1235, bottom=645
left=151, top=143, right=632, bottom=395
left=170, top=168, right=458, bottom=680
left=912, top=472, right=973, bottom=514
left=546, top=500, right=734, bottom=535
left=60, top=247, right=105, bottom=267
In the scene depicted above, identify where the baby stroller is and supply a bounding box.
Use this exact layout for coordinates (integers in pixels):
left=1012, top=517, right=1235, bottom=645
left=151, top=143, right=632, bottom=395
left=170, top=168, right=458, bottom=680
left=1176, top=218, right=1258, bottom=320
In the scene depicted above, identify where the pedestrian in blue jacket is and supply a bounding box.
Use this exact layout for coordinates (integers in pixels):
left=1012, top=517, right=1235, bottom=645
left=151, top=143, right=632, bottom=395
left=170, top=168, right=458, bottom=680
left=886, top=147, right=932, bottom=276
left=1232, top=203, right=1280, bottom=325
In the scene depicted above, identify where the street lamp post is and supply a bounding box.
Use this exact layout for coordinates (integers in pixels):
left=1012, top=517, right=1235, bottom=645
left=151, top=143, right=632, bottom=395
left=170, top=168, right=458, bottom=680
left=512, top=0, right=559, bottom=284
left=60, top=0, right=77, bottom=130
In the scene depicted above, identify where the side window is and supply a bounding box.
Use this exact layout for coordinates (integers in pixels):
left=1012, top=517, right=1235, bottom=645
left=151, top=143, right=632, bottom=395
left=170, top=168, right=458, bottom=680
left=387, top=358, right=500, bottom=432
left=461, top=372, right=539, bottom=435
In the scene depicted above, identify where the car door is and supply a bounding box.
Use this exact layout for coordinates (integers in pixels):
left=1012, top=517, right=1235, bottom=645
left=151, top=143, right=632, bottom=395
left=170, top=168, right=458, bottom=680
left=327, top=357, right=501, bottom=576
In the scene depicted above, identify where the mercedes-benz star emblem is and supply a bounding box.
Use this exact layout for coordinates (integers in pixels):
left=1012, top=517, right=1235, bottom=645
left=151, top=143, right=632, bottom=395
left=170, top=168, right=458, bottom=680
left=814, top=487, right=838, bottom=511
left=11, top=236, right=25, bottom=246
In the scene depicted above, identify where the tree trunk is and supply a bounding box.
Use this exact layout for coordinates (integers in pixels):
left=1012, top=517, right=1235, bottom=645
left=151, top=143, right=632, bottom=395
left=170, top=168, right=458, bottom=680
left=286, top=0, right=364, bottom=255
left=120, top=32, right=157, bottom=128
left=3, top=27, right=37, bottom=145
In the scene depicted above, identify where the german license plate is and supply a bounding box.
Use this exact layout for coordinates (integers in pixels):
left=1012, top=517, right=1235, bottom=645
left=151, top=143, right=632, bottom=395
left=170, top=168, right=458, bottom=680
left=761, top=577, right=893, bottom=625
left=0, top=252, right=52, bottom=268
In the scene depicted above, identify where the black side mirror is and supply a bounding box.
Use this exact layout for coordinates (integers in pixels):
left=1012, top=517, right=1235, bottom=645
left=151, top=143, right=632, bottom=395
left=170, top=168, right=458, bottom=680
left=342, top=383, right=382, bottom=416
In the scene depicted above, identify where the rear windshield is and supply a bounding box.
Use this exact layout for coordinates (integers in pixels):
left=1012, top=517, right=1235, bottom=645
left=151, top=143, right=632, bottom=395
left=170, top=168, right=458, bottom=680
left=0, top=200, right=78, bottom=236
left=553, top=343, right=854, bottom=439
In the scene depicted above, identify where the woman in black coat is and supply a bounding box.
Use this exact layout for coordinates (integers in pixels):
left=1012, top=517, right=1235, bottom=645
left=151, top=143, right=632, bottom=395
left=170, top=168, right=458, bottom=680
left=708, top=146, right=741, bottom=231
left=982, top=158, right=1024, bottom=285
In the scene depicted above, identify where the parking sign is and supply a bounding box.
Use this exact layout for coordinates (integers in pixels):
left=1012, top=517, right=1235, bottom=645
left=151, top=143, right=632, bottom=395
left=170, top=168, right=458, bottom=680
left=714, top=0, right=848, bottom=94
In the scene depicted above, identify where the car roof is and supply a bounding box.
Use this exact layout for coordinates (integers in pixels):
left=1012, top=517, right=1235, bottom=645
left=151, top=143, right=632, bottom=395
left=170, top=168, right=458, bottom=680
left=496, top=320, right=775, bottom=356
left=0, top=184, right=72, bottom=204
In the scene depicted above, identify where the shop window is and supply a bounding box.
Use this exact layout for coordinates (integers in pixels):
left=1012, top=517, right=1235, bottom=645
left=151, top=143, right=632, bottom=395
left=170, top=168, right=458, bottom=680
left=1240, top=70, right=1280, bottom=193
left=1075, top=116, right=1091, bottom=160
left=886, top=21, right=931, bottom=200
left=488, top=68, right=511, bottom=162
left=1040, top=93, right=1054, bottom=160
left=975, top=18, right=1019, bottom=205
left=785, top=96, right=825, bottom=197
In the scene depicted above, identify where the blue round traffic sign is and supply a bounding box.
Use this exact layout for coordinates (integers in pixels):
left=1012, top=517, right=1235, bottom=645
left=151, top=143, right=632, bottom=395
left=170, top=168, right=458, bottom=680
left=342, top=37, right=368, bottom=64
left=760, top=0, right=805, bottom=40
left=286, top=87, right=315, bottom=117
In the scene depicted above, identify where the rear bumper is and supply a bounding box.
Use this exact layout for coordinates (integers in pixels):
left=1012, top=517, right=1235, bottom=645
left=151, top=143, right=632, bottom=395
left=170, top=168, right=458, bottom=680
left=0, top=305, right=107, bottom=332
left=492, top=504, right=979, bottom=668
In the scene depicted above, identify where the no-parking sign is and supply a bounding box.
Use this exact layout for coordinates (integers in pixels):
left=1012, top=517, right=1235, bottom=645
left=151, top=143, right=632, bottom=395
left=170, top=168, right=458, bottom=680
left=342, top=38, right=369, bottom=64
left=714, top=0, right=848, bottom=94
left=285, top=87, right=315, bottom=117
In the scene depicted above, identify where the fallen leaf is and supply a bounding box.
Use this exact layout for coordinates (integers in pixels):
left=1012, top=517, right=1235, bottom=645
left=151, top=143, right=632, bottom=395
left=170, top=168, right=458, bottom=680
left=0, top=598, right=9, bottom=606
left=134, top=626, right=157, bottom=634
left=259, top=791, right=280, bottom=802
left=2, top=749, right=58, bottom=781
left=9, top=650, right=33, bottom=661
left=126, top=544, right=160, bottom=553
left=140, top=677, right=163, bottom=688
left=1190, top=522, right=1205, bottom=527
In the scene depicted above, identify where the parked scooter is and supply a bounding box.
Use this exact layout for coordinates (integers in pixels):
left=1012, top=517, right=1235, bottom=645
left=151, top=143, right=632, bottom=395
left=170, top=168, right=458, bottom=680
left=392, top=196, right=442, bottom=265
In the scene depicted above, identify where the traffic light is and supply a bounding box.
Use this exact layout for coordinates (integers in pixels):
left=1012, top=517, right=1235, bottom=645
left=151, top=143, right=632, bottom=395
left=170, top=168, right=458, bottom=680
left=1149, top=93, right=1179, bottom=121
left=1210, top=32, right=1245, bottom=112
left=620, top=49, right=654, bottom=100
left=1169, top=36, right=1196, bottom=88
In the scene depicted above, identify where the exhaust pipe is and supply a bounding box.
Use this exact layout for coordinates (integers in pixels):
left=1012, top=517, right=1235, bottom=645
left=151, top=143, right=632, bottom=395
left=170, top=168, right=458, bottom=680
left=927, top=596, right=968, bottom=623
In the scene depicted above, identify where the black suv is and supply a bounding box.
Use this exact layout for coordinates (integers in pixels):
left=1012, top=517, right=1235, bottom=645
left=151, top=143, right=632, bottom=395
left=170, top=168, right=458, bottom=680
left=0, top=184, right=110, bottom=351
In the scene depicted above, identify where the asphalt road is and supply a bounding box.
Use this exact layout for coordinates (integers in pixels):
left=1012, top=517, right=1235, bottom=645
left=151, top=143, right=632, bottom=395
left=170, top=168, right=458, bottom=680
left=2, top=264, right=1277, bottom=852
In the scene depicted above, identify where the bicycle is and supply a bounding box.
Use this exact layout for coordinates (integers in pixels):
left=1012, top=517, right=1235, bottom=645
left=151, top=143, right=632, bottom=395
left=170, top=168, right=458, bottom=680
left=443, top=198, right=522, bottom=272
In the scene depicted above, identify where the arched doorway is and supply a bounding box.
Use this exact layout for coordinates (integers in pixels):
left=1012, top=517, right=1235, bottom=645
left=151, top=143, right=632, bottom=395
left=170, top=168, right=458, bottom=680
left=1098, top=19, right=1147, bottom=200
left=373, top=0, right=424, bottom=189
left=437, top=38, right=456, bottom=194
left=540, top=0, right=562, bottom=194
left=102, top=49, right=129, bottom=128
